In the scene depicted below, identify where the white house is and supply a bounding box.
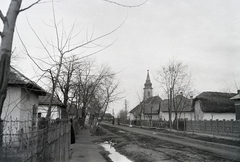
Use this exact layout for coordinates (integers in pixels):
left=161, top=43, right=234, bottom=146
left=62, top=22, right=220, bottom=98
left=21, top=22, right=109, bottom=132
left=1, top=67, right=46, bottom=146
left=193, top=91, right=236, bottom=120
left=160, top=95, right=194, bottom=121
left=2, top=67, right=46, bottom=122
left=38, top=93, right=65, bottom=119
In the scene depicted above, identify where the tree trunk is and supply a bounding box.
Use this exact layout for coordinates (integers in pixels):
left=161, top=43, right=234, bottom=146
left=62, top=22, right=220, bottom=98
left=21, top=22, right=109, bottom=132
left=0, top=0, right=22, bottom=119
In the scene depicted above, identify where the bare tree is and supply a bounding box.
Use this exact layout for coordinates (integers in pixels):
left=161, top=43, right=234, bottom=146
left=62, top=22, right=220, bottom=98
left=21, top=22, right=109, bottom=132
left=156, top=59, right=192, bottom=130
left=73, top=62, right=120, bottom=128
left=0, top=0, right=42, bottom=120
left=117, top=99, right=129, bottom=124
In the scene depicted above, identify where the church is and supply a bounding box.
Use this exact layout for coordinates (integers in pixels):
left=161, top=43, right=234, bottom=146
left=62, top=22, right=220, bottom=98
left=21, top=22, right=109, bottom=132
left=129, top=70, right=162, bottom=124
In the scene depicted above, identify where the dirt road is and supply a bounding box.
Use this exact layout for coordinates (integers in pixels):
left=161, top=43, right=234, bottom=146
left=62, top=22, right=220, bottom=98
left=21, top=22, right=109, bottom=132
left=100, top=122, right=240, bottom=162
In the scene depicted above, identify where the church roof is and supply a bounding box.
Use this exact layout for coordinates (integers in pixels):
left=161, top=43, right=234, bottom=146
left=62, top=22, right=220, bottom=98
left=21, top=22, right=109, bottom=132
left=130, top=96, right=162, bottom=116
left=143, top=96, right=162, bottom=115
left=144, top=70, right=152, bottom=89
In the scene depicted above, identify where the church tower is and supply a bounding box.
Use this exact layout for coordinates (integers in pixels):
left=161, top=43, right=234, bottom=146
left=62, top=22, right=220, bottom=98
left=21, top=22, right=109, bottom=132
left=143, top=70, right=153, bottom=100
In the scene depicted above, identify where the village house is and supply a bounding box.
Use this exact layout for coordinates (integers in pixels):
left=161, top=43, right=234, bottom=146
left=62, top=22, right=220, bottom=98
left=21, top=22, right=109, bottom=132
left=103, top=112, right=114, bottom=121
left=160, top=94, right=193, bottom=121
left=1, top=67, right=46, bottom=146
left=230, top=90, right=240, bottom=120
left=2, top=67, right=46, bottom=122
left=192, top=91, right=236, bottom=120
left=38, top=93, right=66, bottom=119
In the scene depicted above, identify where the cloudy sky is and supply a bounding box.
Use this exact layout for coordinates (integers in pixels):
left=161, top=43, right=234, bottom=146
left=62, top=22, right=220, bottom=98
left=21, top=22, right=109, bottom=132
left=1, top=0, right=240, bottom=113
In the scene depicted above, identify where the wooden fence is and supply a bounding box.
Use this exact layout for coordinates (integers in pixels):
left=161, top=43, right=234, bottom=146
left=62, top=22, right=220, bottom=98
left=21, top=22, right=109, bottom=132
left=186, top=120, right=240, bottom=137
left=0, top=119, right=71, bottom=162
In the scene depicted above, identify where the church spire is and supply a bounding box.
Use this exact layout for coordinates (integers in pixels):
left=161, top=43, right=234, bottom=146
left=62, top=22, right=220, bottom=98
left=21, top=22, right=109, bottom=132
left=144, top=70, right=152, bottom=89
left=143, top=70, right=153, bottom=100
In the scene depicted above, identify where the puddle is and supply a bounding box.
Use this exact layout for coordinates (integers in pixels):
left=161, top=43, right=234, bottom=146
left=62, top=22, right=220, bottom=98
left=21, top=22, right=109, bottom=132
left=118, top=130, right=126, bottom=133
left=100, top=141, right=132, bottom=162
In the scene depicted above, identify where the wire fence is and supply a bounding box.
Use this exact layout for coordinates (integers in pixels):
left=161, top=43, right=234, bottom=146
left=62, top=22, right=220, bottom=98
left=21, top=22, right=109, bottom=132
left=0, top=118, right=71, bottom=162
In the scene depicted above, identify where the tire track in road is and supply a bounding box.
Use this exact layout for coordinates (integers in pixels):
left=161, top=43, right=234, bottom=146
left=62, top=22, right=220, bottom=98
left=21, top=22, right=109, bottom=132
left=101, top=123, right=240, bottom=161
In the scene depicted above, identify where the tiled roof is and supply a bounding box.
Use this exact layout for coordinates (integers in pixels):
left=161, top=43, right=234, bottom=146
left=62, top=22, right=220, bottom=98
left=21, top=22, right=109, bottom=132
left=8, top=67, right=46, bottom=95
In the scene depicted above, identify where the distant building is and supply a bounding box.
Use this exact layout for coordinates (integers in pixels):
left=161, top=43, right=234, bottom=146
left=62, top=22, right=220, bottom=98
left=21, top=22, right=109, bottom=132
left=160, top=95, right=193, bottom=121
left=38, top=93, right=66, bottom=119
left=193, top=91, right=236, bottom=120
left=130, top=70, right=161, bottom=121
left=103, top=113, right=113, bottom=121
left=230, top=90, right=240, bottom=120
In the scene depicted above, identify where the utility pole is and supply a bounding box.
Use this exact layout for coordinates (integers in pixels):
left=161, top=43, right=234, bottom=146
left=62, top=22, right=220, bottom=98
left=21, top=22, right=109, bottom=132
left=169, top=87, right=173, bottom=131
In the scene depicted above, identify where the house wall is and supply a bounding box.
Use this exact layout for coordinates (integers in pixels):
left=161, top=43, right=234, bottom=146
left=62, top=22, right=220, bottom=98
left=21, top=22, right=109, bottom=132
left=129, top=113, right=135, bottom=121
left=235, top=100, right=240, bottom=120
left=143, top=114, right=159, bottom=121
left=20, top=89, right=39, bottom=121
left=201, top=113, right=235, bottom=120
left=2, top=87, right=40, bottom=145
left=38, top=105, right=61, bottom=119
left=194, top=100, right=204, bottom=120
left=194, top=100, right=235, bottom=121
left=161, top=111, right=194, bottom=121
left=2, top=87, right=21, bottom=120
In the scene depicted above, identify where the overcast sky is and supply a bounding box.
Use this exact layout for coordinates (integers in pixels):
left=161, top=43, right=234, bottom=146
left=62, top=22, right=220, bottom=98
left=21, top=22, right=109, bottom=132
left=1, top=0, right=240, bottom=113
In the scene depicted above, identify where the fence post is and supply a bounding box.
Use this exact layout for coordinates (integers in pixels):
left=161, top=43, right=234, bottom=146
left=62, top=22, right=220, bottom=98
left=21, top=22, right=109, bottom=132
left=223, top=119, right=225, bottom=134
left=231, top=119, right=233, bottom=134
left=216, top=119, right=219, bottom=134
left=210, top=119, right=212, bottom=132
left=204, top=120, right=206, bottom=131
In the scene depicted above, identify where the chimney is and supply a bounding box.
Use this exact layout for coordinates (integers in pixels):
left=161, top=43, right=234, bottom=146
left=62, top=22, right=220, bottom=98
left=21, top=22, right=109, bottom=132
left=238, top=90, right=240, bottom=94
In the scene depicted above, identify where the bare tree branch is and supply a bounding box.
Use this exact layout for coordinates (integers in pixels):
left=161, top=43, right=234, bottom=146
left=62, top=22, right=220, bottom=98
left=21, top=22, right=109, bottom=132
left=103, top=0, right=148, bottom=8
left=0, top=10, right=6, bottom=23
left=19, top=0, right=41, bottom=12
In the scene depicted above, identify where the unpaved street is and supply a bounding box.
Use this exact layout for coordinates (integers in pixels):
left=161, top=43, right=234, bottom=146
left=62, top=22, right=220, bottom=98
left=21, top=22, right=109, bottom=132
left=100, top=122, right=240, bottom=162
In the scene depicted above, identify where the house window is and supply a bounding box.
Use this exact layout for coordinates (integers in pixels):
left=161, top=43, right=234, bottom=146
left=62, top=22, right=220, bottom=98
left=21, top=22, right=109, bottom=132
left=148, top=92, right=150, bottom=97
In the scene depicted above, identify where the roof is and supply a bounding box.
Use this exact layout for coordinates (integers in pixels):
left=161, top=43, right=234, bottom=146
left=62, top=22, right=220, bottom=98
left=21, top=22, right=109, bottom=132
left=8, top=67, right=46, bottom=95
left=160, top=95, right=193, bottom=112
left=104, top=113, right=113, bottom=119
left=130, top=96, right=162, bottom=116
left=143, top=96, right=162, bottom=114
left=230, top=92, right=240, bottom=100
left=193, top=92, right=236, bottom=113
left=129, top=104, right=141, bottom=117
left=39, top=93, right=65, bottom=108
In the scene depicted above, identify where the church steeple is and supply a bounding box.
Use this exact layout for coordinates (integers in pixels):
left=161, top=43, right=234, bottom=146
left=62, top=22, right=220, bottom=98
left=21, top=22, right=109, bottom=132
left=143, top=70, right=153, bottom=100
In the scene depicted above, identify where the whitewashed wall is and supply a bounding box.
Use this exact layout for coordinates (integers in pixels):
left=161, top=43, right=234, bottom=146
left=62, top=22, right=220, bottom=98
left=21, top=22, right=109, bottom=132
left=38, top=105, right=61, bottom=119
left=2, top=87, right=21, bottom=120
